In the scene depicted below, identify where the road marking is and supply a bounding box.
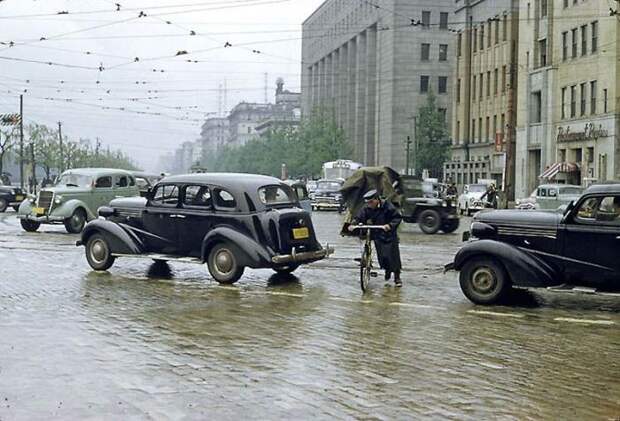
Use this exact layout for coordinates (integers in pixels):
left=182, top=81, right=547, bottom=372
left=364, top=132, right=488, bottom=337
left=389, top=302, right=445, bottom=310
left=554, top=317, right=615, bottom=326
left=467, top=310, right=525, bottom=318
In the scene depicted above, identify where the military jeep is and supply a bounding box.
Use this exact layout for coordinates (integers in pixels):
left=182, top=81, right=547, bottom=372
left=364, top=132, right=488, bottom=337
left=340, top=167, right=459, bottom=235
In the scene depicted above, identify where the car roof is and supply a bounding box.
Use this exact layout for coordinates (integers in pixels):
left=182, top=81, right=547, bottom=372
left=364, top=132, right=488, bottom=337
left=584, top=182, right=620, bottom=195
left=537, top=184, right=582, bottom=189
left=61, top=168, right=134, bottom=177
left=160, top=172, right=285, bottom=190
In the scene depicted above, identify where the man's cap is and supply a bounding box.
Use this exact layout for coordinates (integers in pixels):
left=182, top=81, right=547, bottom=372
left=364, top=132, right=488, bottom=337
left=363, top=189, right=380, bottom=201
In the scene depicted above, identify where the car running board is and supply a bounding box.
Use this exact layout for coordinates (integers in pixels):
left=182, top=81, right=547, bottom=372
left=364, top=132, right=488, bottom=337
left=111, top=253, right=202, bottom=264
left=545, top=285, right=620, bottom=297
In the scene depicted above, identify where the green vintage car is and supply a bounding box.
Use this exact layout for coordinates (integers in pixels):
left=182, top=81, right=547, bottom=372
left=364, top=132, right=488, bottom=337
left=17, top=168, right=140, bottom=233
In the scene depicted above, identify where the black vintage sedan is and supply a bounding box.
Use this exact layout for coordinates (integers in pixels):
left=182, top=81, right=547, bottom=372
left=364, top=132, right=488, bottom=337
left=0, top=183, right=26, bottom=212
left=447, top=183, right=620, bottom=304
left=76, top=173, right=332, bottom=284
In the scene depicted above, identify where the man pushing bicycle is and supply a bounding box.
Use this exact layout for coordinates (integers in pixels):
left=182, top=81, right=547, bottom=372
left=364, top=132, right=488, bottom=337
left=348, top=189, right=403, bottom=287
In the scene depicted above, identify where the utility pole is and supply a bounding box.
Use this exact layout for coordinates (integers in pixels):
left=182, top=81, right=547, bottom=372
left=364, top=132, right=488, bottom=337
left=30, top=141, right=36, bottom=195
left=19, top=95, right=24, bottom=189
left=405, top=136, right=412, bottom=176
left=57, top=121, right=63, bottom=172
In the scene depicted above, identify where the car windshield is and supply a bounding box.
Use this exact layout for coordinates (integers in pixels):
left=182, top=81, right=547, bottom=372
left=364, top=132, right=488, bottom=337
left=469, top=184, right=486, bottom=193
left=317, top=181, right=342, bottom=190
left=258, top=185, right=295, bottom=205
left=560, top=187, right=582, bottom=195
left=55, top=173, right=92, bottom=187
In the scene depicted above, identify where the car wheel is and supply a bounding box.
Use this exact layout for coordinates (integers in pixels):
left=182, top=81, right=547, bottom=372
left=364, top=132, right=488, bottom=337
left=459, top=257, right=510, bottom=305
left=0, top=198, right=7, bottom=213
left=20, top=219, right=40, bottom=232
left=441, top=219, right=459, bottom=234
left=419, top=209, right=441, bottom=234
left=207, top=242, right=244, bottom=284
left=64, top=208, right=86, bottom=233
left=274, top=263, right=300, bottom=274
left=85, top=233, right=116, bottom=271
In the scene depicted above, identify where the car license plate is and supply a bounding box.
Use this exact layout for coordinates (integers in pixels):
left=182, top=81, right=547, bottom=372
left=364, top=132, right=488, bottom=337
left=15, top=195, right=23, bottom=201
left=33, top=207, right=45, bottom=215
left=292, top=227, right=309, bottom=240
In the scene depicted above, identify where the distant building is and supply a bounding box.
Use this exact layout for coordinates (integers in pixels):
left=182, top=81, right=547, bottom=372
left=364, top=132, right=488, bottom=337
left=444, top=0, right=519, bottom=195
left=200, top=117, right=229, bottom=158
left=301, top=0, right=455, bottom=172
left=515, top=0, right=619, bottom=198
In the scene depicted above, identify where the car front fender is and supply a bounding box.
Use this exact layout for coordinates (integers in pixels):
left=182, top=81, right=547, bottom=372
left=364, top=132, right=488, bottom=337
left=51, top=199, right=96, bottom=220
left=17, top=198, right=34, bottom=215
left=201, top=226, right=272, bottom=268
left=453, top=239, right=559, bottom=287
left=79, top=219, right=144, bottom=255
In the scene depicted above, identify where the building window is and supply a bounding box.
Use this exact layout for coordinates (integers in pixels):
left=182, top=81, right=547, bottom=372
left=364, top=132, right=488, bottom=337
left=456, top=121, right=460, bottom=144
left=539, top=38, right=547, bottom=67
left=420, top=75, right=429, bottom=93
left=531, top=91, right=542, bottom=123
left=479, top=117, right=482, bottom=141
left=493, top=115, right=497, bottom=137
left=570, top=85, right=576, bottom=117
left=421, top=43, right=430, bottom=61
left=472, top=75, right=476, bottom=100
left=439, top=44, right=448, bottom=61
left=604, top=88, right=608, bottom=113
left=479, top=72, right=483, bottom=100
left=471, top=119, right=476, bottom=142
left=591, top=21, right=598, bottom=52
left=527, top=3, right=531, bottom=20
left=571, top=28, right=577, bottom=58
left=563, top=0, right=568, bottom=8
left=561, top=87, right=567, bottom=119
left=438, top=108, right=447, bottom=121
left=487, top=22, right=492, bottom=47
left=590, top=80, right=597, bottom=114
left=501, top=65, right=506, bottom=92
left=485, top=116, right=490, bottom=141
left=581, top=25, right=587, bottom=56
left=457, top=79, right=461, bottom=103
left=422, top=11, right=431, bottom=28
left=473, top=27, right=477, bottom=52
left=439, top=12, right=448, bottom=29
left=438, top=76, right=448, bottom=94
left=562, top=32, right=568, bottom=61
left=580, top=82, right=586, bottom=116
left=457, top=33, right=462, bottom=56
left=495, top=18, right=499, bottom=44
left=541, top=0, right=547, bottom=17
left=486, top=71, right=491, bottom=97
left=501, top=113, right=505, bottom=136
left=480, top=25, right=484, bottom=49
left=502, top=15, right=507, bottom=41
left=494, top=68, right=498, bottom=94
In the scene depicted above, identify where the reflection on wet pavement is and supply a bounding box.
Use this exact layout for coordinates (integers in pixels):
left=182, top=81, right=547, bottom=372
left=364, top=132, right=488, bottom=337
left=1, top=212, right=619, bottom=419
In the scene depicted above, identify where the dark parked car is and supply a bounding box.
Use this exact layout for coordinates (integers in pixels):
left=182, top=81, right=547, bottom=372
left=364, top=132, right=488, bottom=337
left=130, top=171, right=165, bottom=197
left=311, top=179, right=344, bottom=211
left=77, top=173, right=332, bottom=284
left=446, top=183, right=620, bottom=304
left=400, top=175, right=459, bottom=234
left=0, top=181, right=26, bottom=212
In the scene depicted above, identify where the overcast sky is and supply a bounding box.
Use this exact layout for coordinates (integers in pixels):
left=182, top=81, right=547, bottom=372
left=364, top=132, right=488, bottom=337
left=0, top=0, right=324, bottom=171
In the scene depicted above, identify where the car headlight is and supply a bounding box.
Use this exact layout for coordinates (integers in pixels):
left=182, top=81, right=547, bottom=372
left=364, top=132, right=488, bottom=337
left=469, top=197, right=476, bottom=203
left=54, top=195, right=63, bottom=204
left=10, top=189, right=16, bottom=194
left=442, top=200, right=448, bottom=207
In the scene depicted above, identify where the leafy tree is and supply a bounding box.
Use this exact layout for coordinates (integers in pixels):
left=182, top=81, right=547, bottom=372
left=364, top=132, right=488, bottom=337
left=0, top=128, right=16, bottom=176
left=414, top=91, right=450, bottom=178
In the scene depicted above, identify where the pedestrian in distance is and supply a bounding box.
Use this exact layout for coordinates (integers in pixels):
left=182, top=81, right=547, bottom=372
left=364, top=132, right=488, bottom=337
left=348, top=189, right=403, bottom=287
left=480, top=183, right=498, bottom=209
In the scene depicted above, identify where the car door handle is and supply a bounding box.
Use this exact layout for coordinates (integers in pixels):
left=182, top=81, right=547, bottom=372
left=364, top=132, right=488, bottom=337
left=170, top=214, right=186, bottom=219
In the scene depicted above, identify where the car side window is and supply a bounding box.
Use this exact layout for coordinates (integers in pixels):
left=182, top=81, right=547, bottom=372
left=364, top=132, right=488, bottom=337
left=539, top=188, right=547, bottom=197
left=214, top=189, right=237, bottom=210
left=116, top=175, right=128, bottom=188
left=129, top=176, right=136, bottom=187
left=95, top=176, right=112, bottom=188
left=184, top=185, right=212, bottom=208
left=594, top=196, right=620, bottom=225
left=575, top=197, right=600, bottom=222
left=151, top=185, right=179, bottom=207
left=548, top=188, right=557, bottom=198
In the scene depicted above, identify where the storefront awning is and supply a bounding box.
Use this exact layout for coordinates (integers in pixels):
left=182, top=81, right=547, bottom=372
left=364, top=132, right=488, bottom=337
left=539, top=162, right=579, bottom=179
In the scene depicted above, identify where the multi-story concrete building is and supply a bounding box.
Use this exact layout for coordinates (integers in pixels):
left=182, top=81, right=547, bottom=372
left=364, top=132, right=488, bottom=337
left=200, top=117, right=229, bottom=157
left=301, top=0, right=455, bottom=172
left=444, top=0, right=519, bottom=196
left=515, top=0, right=619, bottom=198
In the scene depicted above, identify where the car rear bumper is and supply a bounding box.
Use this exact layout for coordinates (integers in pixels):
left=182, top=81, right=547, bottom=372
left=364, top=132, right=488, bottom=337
left=272, top=245, right=334, bottom=265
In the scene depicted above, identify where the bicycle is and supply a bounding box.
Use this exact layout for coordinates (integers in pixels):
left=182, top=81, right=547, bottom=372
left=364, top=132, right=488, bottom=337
left=350, top=225, right=386, bottom=292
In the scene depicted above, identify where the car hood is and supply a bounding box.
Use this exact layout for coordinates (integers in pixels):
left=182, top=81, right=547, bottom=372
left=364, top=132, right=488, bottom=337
left=110, top=196, right=147, bottom=208
left=475, top=209, right=562, bottom=227
left=40, top=186, right=92, bottom=195
left=464, top=192, right=485, bottom=199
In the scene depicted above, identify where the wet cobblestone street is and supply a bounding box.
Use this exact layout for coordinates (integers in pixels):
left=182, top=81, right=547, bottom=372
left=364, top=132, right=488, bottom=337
left=1, top=211, right=619, bottom=420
